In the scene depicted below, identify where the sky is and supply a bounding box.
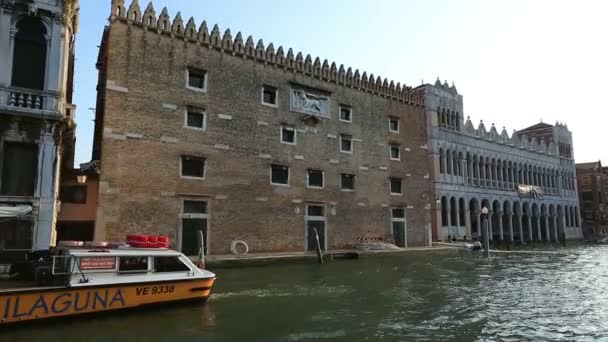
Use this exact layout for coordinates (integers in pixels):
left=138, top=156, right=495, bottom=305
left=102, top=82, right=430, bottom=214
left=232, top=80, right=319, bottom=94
left=72, top=0, right=608, bottom=166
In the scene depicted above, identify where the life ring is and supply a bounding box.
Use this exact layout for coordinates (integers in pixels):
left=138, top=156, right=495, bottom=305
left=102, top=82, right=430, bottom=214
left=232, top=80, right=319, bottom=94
left=230, top=240, right=249, bottom=255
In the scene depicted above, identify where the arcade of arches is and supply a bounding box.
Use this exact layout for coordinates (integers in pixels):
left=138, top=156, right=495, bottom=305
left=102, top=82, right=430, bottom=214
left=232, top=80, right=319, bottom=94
left=439, top=196, right=580, bottom=242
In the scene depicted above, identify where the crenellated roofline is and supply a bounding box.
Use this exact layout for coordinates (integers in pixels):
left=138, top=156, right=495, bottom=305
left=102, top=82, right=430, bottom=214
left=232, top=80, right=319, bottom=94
left=109, top=0, right=425, bottom=107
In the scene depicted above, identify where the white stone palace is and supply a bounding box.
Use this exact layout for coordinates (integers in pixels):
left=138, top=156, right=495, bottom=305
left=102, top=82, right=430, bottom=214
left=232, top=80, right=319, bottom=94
left=421, top=79, right=582, bottom=242
left=0, top=0, right=79, bottom=250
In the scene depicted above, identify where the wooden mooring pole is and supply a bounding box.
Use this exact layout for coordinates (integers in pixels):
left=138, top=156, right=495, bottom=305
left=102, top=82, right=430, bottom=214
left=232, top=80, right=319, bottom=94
left=314, top=228, right=324, bottom=264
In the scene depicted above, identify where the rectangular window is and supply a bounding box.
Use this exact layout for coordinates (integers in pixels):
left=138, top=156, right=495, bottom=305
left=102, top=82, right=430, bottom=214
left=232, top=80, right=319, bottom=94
left=307, top=205, right=324, bottom=217
left=1, top=142, right=38, bottom=196
left=153, top=257, right=191, bottom=273
left=390, top=144, right=401, bottom=160
left=271, top=164, right=289, bottom=185
left=392, top=207, right=405, bottom=219
left=340, top=134, right=353, bottom=153
left=185, top=110, right=205, bottom=130
left=390, top=177, right=402, bottom=195
left=280, top=125, right=296, bottom=144
left=582, top=176, right=591, bottom=186
left=389, top=117, right=400, bottom=133
left=183, top=200, right=208, bottom=214
left=59, top=185, right=87, bottom=204
left=582, top=191, right=593, bottom=201
left=118, top=257, right=149, bottom=273
left=307, top=169, right=324, bottom=189
left=262, top=85, right=278, bottom=106
left=339, top=105, right=352, bottom=122
left=341, top=173, right=355, bottom=191
left=181, top=155, right=206, bottom=179
left=186, top=67, right=207, bottom=91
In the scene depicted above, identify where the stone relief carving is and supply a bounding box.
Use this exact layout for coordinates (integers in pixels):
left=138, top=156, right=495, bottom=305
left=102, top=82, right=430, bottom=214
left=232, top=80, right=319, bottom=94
left=290, top=87, right=330, bottom=117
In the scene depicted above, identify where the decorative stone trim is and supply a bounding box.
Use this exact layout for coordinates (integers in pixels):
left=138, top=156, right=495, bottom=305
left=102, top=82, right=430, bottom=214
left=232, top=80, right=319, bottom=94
left=104, top=132, right=126, bottom=140
left=359, top=166, right=369, bottom=171
left=294, top=155, right=305, bottom=160
left=160, top=136, right=178, bottom=144
left=292, top=199, right=303, bottom=203
left=257, top=120, right=269, bottom=126
left=162, top=103, right=178, bottom=110
left=327, top=134, right=337, bottom=139
left=217, top=114, right=232, bottom=120
left=255, top=197, right=268, bottom=202
left=215, top=194, right=228, bottom=199
left=258, top=153, right=271, bottom=159
left=125, top=132, right=143, bottom=139
left=329, top=159, right=339, bottom=164
left=106, top=80, right=128, bottom=93
left=213, top=144, right=230, bottom=150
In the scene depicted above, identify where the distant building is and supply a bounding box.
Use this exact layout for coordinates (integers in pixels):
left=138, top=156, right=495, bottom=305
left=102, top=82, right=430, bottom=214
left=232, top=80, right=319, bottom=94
left=576, top=161, right=608, bottom=238
left=91, top=0, right=433, bottom=255
left=0, top=0, right=79, bottom=250
left=56, top=161, right=99, bottom=242
left=421, top=79, right=582, bottom=242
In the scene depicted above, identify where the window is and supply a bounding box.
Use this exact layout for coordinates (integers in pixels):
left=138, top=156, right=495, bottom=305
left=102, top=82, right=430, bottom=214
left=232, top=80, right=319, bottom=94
left=181, top=155, right=206, bottom=179
left=341, top=173, right=355, bottom=191
left=389, top=117, right=400, bottom=133
left=184, top=200, right=207, bottom=214
left=390, top=144, right=400, bottom=160
left=339, top=105, right=352, bottom=122
left=280, top=125, right=296, bottom=144
left=390, top=177, right=402, bottom=195
left=60, top=185, right=87, bottom=204
left=392, top=207, right=405, bottom=219
left=12, top=17, right=47, bottom=90
left=582, top=176, right=591, bottom=186
left=582, top=191, right=593, bottom=201
left=307, top=169, right=324, bottom=189
left=262, top=85, right=278, bottom=106
left=1, top=142, right=38, bottom=196
left=307, top=205, right=324, bottom=217
left=185, top=109, right=205, bottom=130
left=271, top=164, right=289, bottom=185
left=118, top=257, right=149, bottom=273
left=340, top=134, right=353, bottom=153
left=153, top=257, right=191, bottom=273
left=186, top=67, right=207, bottom=91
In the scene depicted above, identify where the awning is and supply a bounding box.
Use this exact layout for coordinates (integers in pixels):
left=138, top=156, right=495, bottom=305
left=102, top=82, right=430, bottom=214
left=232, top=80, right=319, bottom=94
left=0, top=206, right=32, bottom=218
left=517, top=185, right=544, bottom=199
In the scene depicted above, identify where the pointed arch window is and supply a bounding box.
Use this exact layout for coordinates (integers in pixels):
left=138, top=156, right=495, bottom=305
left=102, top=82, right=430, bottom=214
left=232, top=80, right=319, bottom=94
left=12, top=17, right=47, bottom=90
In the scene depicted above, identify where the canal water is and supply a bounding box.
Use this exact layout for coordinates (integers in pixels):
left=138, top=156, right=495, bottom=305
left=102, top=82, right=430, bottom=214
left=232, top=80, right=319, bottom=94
left=2, top=245, right=608, bottom=341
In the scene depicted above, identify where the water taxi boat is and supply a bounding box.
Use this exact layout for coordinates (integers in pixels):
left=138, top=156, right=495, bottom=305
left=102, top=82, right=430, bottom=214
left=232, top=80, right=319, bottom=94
left=0, top=243, right=216, bottom=325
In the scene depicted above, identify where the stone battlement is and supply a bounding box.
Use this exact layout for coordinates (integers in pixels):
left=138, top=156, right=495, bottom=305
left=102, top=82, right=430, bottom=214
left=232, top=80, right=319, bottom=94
left=110, top=0, right=425, bottom=107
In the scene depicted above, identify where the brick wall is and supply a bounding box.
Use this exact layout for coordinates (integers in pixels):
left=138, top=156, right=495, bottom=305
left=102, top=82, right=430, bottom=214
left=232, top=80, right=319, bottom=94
left=94, top=19, right=432, bottom=254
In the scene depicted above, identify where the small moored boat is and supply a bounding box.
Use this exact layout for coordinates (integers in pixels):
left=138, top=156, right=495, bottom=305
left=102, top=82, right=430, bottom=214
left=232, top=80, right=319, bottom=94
left=0, top=240, right=215, bottom=325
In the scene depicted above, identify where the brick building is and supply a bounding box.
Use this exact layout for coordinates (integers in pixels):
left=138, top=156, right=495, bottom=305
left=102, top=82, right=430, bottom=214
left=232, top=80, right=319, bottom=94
left=92, top=0, right=433, bottom=255
left=576, top=161, right=608, bottom=238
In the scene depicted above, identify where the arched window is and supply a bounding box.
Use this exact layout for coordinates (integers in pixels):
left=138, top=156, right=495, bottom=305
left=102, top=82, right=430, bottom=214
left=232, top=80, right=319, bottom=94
left=439, top=148, right=445, bottom=174
left=446, top=149, right=452, bottom=174
left=12, top=17, right=47, bottom=90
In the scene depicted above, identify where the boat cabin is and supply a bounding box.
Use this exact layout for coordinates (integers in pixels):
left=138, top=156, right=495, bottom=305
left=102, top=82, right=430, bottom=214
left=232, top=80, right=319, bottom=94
left=1, top=246, right=214, bottom=291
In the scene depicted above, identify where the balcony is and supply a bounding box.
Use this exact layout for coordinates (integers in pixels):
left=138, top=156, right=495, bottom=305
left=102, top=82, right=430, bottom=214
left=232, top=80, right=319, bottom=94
left=0, top=85, right=62, bottom=118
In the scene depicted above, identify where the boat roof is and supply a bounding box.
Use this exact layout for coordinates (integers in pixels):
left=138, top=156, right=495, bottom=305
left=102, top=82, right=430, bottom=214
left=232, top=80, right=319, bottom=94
left=66, top=248, right=185, bottom=258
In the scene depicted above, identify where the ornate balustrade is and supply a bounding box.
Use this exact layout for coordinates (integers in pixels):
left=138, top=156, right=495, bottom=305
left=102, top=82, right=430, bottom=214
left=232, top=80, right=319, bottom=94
left=0, top=85, right=62, bottom=116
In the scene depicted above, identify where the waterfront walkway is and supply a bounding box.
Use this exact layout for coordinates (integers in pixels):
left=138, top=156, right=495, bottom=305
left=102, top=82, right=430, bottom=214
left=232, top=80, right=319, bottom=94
left=205, top=246, right=456, bottom=267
